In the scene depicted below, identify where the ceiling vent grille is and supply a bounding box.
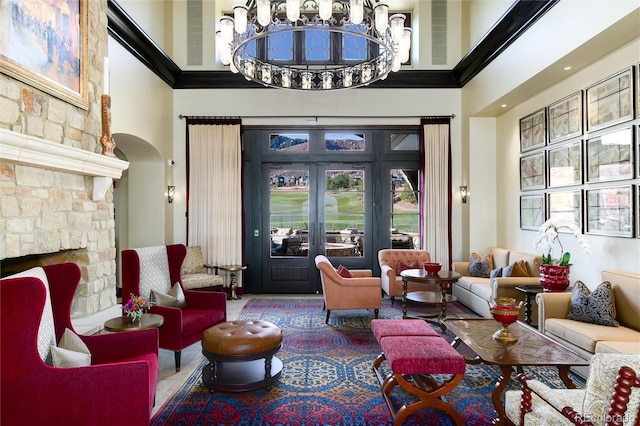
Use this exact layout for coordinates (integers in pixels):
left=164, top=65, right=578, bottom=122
left=431, top=0, right=447, bottom=65
left=187, top=0, right=203, bottom=66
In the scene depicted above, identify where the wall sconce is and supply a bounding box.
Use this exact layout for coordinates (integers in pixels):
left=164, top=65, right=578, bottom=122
left=167, top=186, right=175, bottom=203
left=460, top=186, right=468, bottom=203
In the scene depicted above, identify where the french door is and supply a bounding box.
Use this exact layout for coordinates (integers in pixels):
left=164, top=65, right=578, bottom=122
left=262, top=162, right=372, bottom=293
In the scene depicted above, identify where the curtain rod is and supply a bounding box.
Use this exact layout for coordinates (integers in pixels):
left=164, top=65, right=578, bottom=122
left=179, top=114, right=455, bottom=119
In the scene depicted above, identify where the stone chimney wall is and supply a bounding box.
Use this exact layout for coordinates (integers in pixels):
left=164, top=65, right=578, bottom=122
left=0, top=0, right=118, bottom=317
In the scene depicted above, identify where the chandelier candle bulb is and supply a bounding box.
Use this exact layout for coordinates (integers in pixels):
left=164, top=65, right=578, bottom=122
left=390, top=14, right=406, bottom=42
left=286, top=0, right=300, bottom=22
left=350, top=0, right=364, bottom=24
left=220, top=16, right=234, bottom=43
left=374, top=3, right=389, bottom=33
left=233, top=5, right=248, bottom=34
left=319, top=0, right=332, bottom=21
left=257, top=0, right=271, bottom=26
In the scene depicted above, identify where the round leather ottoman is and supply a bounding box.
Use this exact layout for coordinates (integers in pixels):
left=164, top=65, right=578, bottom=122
left=201, top=320, right=283, bottom=392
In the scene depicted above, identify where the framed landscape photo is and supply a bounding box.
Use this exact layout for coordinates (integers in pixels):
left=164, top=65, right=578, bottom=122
left=548, top=91, right=583, bottom=144
left=548, top=139, right=582, bottom=187
left=520, top=194, right=545, bottom=230
left=586, top=67, right=634, bottom=132
left=586, top=127, right=634, bottom=183
left=520, top=151, right=546, bottom=191
left=0, top=0, right=88, bottom=109
left=586, top=185, right=634, bottom=237
left=520, top=109, right=546, bottom=153
left=548, top=190, right=582, bottom=231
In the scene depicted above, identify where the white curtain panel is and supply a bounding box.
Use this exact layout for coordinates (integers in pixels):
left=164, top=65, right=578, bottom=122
left=421, top=123, right=451, bottom=269
left=187, top=124, right=242, bottom=275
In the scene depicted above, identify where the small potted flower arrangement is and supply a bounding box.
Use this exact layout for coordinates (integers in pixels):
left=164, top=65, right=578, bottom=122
left=532, top=218, right=590, bottom=292
left=123, top=293, right=152, bottom=322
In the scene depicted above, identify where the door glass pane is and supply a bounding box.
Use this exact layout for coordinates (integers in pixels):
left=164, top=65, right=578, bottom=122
left=324, top=169, right=364, bottom=257
left=390, top=132, right=419, bottom=151
left=391, top=169, right=420, bottom=249
left=269, top=133, right=309, bottom=151
left=325, top=133, right=365, bottom=151
left=270, top=169, right=309, bottom=257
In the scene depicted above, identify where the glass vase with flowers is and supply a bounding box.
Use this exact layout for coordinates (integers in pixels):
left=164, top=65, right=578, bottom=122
left=123, top=294, right=152, bottom=322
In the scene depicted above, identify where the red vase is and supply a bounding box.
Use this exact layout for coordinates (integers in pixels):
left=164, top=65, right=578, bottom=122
left=539, top=264, right=570, bottom=292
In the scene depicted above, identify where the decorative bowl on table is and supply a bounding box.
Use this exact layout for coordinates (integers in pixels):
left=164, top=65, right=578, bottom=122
left=423, top=262, right=442, bottom=276
left=488, top=297, right=522, bottom=343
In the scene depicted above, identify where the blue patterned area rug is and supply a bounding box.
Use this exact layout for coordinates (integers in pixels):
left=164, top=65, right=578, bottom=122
left=151, top=297, right=582, bottom=426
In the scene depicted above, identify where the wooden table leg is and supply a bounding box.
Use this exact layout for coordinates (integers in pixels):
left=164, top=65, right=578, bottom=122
left=490, top=365, right=513, bottom=425
left=402, top=277, right=408, bottom=319
left=557, top=366, right=577, bottom=389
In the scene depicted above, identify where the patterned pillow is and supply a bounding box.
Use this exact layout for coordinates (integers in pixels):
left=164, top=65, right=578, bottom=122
left=337, top=265, right=353, bottom=278
left=468, top=253, right=493, bottom=277
left=501, top=264, right=514, bottom=277
left=567, top=281, right=618, bottom=327
left=182, top=246, right=205, bottom=275
left=8, top=267, right=56, bottom=364
left=396, top=260, right=419, bottom=275
left=135, top=246, right=172, bottom=299
left=490, top=267, right=503, bottom=281
left=51, top=328, right=91, bottom=368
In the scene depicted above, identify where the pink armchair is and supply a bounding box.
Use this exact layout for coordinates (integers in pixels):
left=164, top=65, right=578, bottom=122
left=1, top=263, right=159, bottom=426
left=315, top=255, right=381, bottom=323
left=378, top=249, right=432, bottom=305
left=121, top=244, right=227, bottom=372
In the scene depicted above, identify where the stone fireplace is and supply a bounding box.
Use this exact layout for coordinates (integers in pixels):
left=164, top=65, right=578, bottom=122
left=1, top=127, right=129, bottom=317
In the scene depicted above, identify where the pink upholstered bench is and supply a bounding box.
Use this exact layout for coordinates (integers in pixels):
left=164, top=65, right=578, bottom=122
left=371, top=319, right=438, bottom=343
left=373, top=335, right=466, bottom=426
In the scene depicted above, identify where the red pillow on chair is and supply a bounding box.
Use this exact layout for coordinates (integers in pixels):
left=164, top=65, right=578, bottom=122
left=396, top=260, right=419, bottom=275
left=337, top=265, right=354, bottom=278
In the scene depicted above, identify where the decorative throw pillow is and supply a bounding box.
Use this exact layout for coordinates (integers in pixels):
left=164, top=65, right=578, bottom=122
left=150, top=282, right=186, bottom=308
left=567, top=281, right=618, bottom=327
left=51, top=328, right=91, bottom=368
left=510, top=261, right=530, bottom=277
left=490, top=267, right=503, bottom=281
left=337, top=265, right=354, bottom=278
left=501, top=264, right=514, bottom=277
left=396, top=260, right=419, bottom=275
left=468, top=253, right=493, bottom=277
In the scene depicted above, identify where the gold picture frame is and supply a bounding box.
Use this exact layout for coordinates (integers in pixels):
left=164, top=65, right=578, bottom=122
left=0, top=0, right=88, bottom=109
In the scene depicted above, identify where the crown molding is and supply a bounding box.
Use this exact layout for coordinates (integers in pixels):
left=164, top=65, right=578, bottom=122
left=107, top=0, right=558, bottom=90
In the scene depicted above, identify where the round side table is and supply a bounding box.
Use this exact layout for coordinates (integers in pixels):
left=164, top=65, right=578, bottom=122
left=104, top=313, right=164, bottom=332
left=219, top=265, right=247, bottom=300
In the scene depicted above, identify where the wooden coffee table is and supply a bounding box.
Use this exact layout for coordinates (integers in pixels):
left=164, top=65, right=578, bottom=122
left=444, top=318, right=589, bottom=426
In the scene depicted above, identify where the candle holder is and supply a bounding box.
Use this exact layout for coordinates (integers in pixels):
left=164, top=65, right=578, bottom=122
left=100, top=94, right=116, bottom=157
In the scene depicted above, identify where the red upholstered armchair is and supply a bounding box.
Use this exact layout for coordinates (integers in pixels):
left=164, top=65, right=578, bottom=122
left=121, top=244, right=227, bottom=372
left=1, top=263, right=159, bottom=426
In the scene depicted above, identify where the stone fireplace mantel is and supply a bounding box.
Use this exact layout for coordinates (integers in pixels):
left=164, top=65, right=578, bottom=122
left=0, top=128, right=129, bottom=200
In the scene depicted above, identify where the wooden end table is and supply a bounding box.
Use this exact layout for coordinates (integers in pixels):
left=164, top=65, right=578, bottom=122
left=444, top=318, right=589, bottom=425
left=400, top=269, right=461, bottom=333
left=104, top=313, right=164, bottom=332
left=515, top=284, right=544, bottom=326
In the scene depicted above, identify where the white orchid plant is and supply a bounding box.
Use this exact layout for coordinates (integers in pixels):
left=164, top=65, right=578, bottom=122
left=532, top=218, right=591, bottom=265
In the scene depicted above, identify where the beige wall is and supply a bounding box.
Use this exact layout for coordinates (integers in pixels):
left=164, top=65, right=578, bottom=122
left=492, top=40, right=640, bottom=287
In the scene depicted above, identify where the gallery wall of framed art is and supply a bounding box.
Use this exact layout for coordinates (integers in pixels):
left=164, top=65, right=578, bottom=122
left=519, top=64, right=639, bottom=239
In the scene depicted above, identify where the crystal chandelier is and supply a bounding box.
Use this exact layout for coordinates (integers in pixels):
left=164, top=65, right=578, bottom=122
left=216, top=0, right=411, bottom=90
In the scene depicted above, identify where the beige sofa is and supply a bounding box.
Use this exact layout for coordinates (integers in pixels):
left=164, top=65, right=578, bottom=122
left=452, top=247, right=542, bottom=322
left=537, top=270, right=640, bottom=364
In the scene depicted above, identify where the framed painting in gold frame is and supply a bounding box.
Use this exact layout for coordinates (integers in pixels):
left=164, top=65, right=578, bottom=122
left=0, top=0, right=88, bottom=109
